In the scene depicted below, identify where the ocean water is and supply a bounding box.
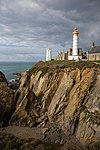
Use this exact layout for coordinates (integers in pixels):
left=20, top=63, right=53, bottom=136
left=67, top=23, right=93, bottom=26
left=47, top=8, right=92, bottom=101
left=0, top=62, right=36, bottom=80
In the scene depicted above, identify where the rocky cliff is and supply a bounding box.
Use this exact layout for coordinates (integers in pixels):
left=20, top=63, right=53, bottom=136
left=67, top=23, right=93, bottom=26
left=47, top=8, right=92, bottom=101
left=9, top=61, right=100, bottom=145
left=0, top=72, right=16, bottom=127
left=0, top=61, right=100, bottom=149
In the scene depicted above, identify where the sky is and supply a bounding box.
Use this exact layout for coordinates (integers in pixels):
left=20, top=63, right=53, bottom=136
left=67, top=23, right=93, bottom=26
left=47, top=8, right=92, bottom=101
left=0, top=0, right=100, bottom=62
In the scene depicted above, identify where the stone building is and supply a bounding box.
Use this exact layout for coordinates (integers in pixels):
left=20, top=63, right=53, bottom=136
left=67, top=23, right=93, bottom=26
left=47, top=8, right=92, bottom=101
left=55, top=51, right=67, bottom=60
left=88, top=43, right=100, bottom=61
left=68, top=48, right=83, bottom=60
left=46, top=48, right=52, bottom=61
left=56, top=48, right=85, bottom=61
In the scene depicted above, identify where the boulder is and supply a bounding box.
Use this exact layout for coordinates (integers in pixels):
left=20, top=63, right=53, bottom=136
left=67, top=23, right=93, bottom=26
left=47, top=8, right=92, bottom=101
left=0, top=71, right=7, bottom=83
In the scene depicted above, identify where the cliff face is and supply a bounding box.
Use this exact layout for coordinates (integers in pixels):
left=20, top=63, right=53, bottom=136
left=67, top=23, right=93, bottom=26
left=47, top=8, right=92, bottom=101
left=9, top=61, right=100, bottom=145
left=0, top=71, right=7, bottom=83
left=0, top=72, right=16, bottom=126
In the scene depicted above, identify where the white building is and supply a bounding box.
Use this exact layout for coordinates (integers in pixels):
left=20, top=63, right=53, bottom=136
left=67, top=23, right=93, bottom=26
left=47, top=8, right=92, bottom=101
left=46, top=48, right=52, bottom=61
left=68, top=27, right=82, bottom=60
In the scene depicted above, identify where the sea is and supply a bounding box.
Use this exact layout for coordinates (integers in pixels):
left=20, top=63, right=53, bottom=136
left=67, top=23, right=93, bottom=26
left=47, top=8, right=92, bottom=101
left=0, top=62, right=36, bottom=81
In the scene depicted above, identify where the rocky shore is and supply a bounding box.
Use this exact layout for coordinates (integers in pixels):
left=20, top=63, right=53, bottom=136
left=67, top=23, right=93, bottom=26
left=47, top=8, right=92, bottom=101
left=0, top=60, right=100, bottom=150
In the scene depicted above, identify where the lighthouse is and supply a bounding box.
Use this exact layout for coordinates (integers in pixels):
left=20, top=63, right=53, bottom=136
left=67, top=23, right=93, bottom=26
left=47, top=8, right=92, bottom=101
left=72, top=27, right=79, bottom=57
left=68, top=27, right=82, bottom=60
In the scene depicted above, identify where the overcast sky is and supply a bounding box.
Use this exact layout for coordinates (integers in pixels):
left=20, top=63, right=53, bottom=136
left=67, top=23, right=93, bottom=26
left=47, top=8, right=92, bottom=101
left=0, top=0, right=100, bottom=61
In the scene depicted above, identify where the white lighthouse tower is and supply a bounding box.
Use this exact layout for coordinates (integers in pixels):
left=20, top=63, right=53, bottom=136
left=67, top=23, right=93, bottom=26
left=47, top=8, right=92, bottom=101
left=46, top=48, right=52, bottom=61
left=68, top=27, right=82, bottom=60
left=72, top=27, right=79, bottom=58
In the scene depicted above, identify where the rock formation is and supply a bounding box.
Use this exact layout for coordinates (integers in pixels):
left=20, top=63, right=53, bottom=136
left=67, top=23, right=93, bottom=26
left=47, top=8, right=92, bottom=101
left=0, top=61, right=100, bottom=149
left=9, top=61, right=100, bottom=146
left=0, top=71, right=16, bottom=126
left=0, top=71, right=7, bottom=83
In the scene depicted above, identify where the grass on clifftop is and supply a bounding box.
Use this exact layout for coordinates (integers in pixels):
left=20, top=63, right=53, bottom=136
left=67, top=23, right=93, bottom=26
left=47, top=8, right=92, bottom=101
left=28, top=60, right=100, bottom=75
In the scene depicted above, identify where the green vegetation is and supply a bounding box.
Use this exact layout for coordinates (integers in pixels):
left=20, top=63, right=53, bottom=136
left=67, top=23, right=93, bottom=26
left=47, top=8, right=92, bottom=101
left=46, top=59, right=99, bottom=68
left=80, top=105, right=87, bottom=113
left=80, top=105, right=100, bottom=126
left=29, top=61, right=45, bottom=75
left=28, top=66, right=38, bottom=75
left=28, top=60, right=99, bottom=77
left=29, top=66, right=35, bottom=73
left=94, top=60, right=100, bottom=63
left=46, top=60, right=75, bottom=64
left=89, top=60, right=100, bottom=64
left=47, top=59, right=74, bottom=62
left=41, top=67, right=49, bottom=77
left=39, top=67, right=49, bottom=80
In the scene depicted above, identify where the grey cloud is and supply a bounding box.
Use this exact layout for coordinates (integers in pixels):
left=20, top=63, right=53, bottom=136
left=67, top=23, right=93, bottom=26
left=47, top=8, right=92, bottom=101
left=0, top=0, right=100, bottom=61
